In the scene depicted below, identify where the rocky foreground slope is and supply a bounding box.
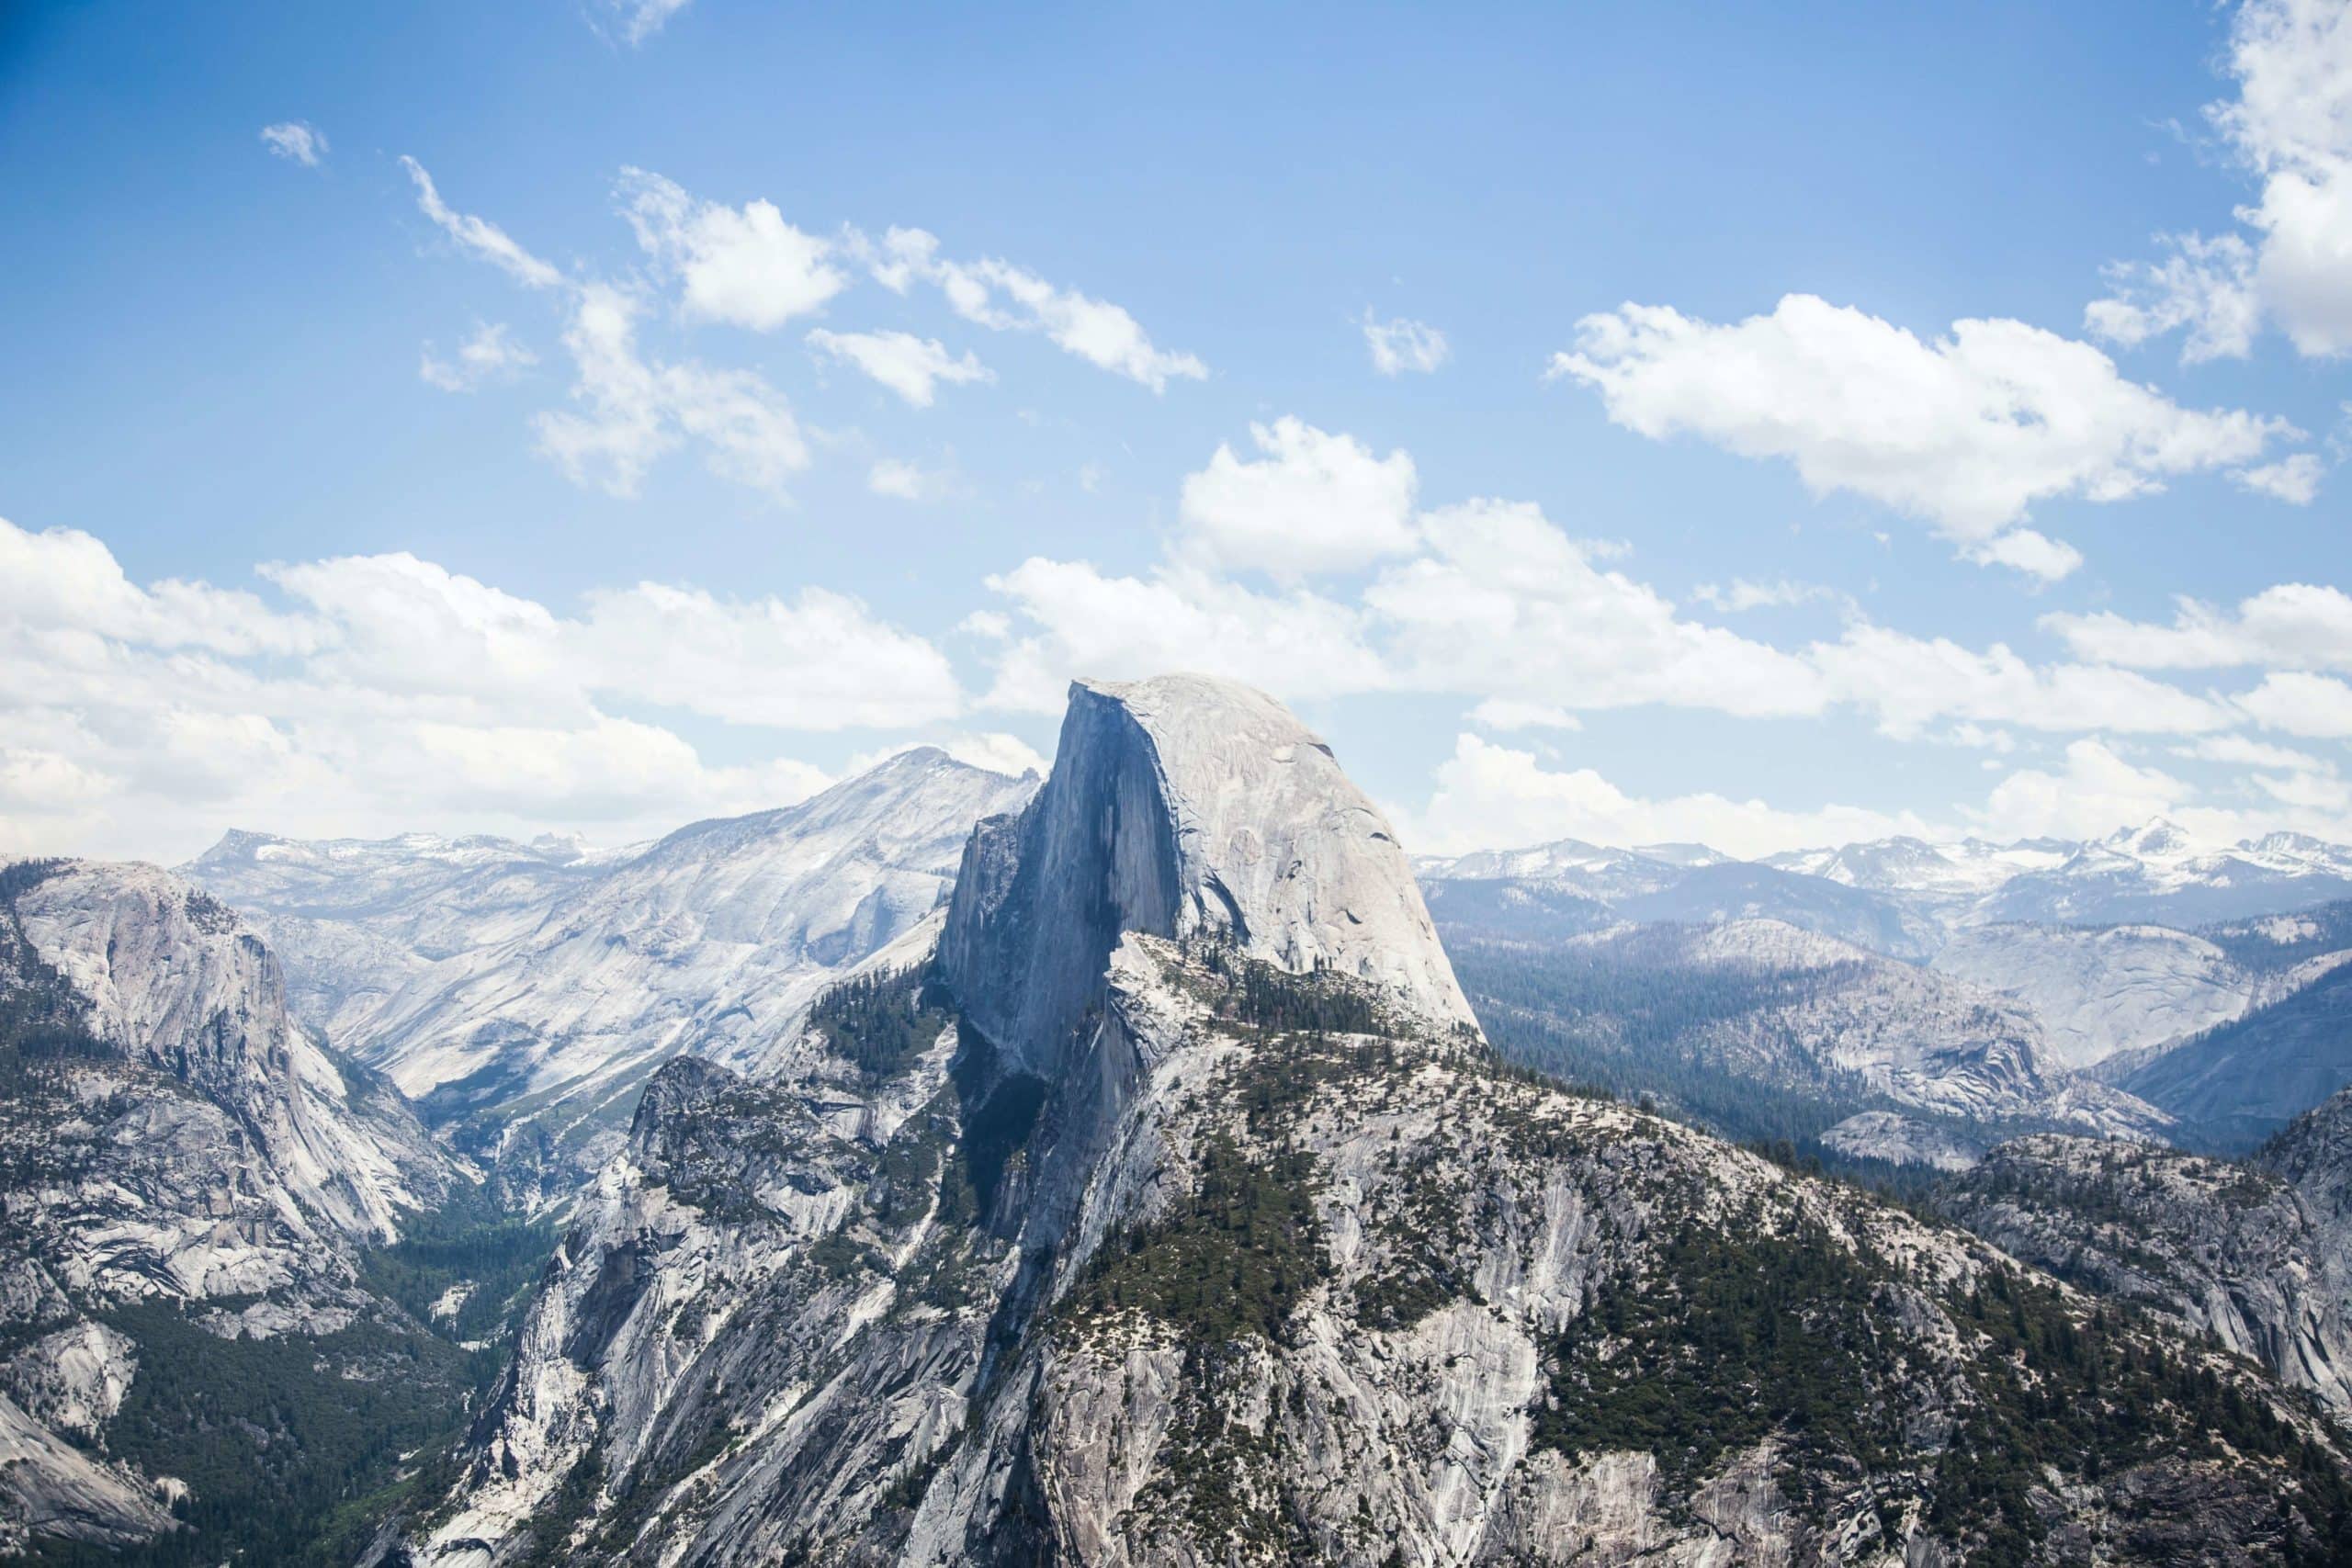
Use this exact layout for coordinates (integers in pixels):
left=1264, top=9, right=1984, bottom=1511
left=415, top=677, right=2352, bottom=1566
left=1933, top=1089, right=2352, bottom=1428
left=0, top=858, right=486, bottom=1555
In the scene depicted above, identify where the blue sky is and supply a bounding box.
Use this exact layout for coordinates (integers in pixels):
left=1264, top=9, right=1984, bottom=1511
left=5, top=0, right=2351, bottom=862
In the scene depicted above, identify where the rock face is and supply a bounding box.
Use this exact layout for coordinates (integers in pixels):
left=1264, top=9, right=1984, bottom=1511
left=190, top=749, right=1037, bottom=1196
left=1444, top=918, right=2169, bottom=1149
left=0, top=858, right=473, bottom=1553
left=11, top=861, right=456, bottom=1250
left=420, top=677, right=2352, bottom=1565
left=2120, top=960, right=2352, bottom=1153
left=944, top=675, right=1476, bottom=1077
left=1938, top=1122, right=2352, bottom=1418
left=1931, top=923, right=2264, bottom=1072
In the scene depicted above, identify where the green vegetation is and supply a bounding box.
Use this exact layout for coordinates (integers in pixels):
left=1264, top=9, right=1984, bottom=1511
left=1538, top=1209, right=1904, bottom=1491
left=1068, top=1134, right=1325, bottom=1341
left=1450, top=936, right=1887, bottom=1146
left=810, top=965, right=956, bottom=1082
left=358, top=1181, right=560, bottom=1345
left=1534, top=1201, right=2352, bottom=1558
left=23, top=1301, right=492, bottom=1568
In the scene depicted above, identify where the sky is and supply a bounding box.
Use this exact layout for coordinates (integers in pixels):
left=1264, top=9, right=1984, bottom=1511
left=5, top=0, right=2352, bottom=864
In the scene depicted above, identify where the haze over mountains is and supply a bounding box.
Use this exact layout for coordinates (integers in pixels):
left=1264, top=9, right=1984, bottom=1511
left=5, top=679, right=2352, bottom=1560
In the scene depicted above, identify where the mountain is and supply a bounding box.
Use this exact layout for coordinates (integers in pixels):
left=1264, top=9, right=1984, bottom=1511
left=183, top=829, right=616, bottom=1048
left=187, top=749, right=1038, bottom=1201
left=1764, top=834, right=2071, bottom=919
left=1974, top=818, right=2352, bottom=929
left=413, top=676, right=2350, bottom=1564
left=1934, top=1088, right=2352, bottom=1423
left=1419, top=841, right=1939, bottom=959
left=1928, top=921, right=2340, bottom=1073
left=2119, top=959, right=2352, bottom=1152
left=0, top=858, right=496, bottom=1558
left=1446, top=918, right=2168, bottom=1154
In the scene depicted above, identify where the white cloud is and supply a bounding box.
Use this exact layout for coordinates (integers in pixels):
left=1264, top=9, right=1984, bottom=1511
left=260, top=121, right=326, bottom=167
left=1690, top=578, right=1832, bottom=612
left=2085, top=232, right=2259, bottom=363
left=619, top=169, right=846, bottom=331
left=603, top=0, right=693, bottom=46
left=808, top=328, right=990, bottom=407
left=2175, top=733, right=2324, bottom=770
left=1962, top=526, right=2084, bottom=583
left=1467, top=698, right=1581, bottom=731
left=1551, top=294, right=2296, bottom=567
left=0, top=517, right=960, bottom=860
left=2045, top=581, right=2352, bottom=671
left=862, top=227, right=1206, bottom=391
left=866, top=457, right=959, bottom=501
left=1808, top=622, right=2232, bottom=739
left=1365, top=499, right=1827, bottom=719
left=2239, top=671, right=2352, bottom=737
left=1362, top=310, right=1449, bottom=376
left=400, top=156, right=563, bottom=290
left=1178, top=418, right=1419, bottom=577
left=1408, top=733, right=1932, bottom=859
left=2233, top=451, right=2326, bottom=503
left=533, top=284, right=808, bottom=497
left=1977, top=739, right=2194, bottom=841
left=2090, top=0, right=2352, bottom=360
left=419, top=321, right=537, bottom=392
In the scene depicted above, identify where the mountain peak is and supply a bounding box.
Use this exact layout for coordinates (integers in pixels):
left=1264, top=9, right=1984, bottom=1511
left=943, top=674, right=1476, bottom=1074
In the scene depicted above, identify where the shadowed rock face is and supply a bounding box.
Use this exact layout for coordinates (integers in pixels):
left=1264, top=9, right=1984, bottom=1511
left=942, top=674, right=1475, bottom=1077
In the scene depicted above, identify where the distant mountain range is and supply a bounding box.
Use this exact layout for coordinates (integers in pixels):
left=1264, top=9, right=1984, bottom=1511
left=183, top=748, right=1036, bottom=1203
left=1423, top=818, right=2352, bottom=1163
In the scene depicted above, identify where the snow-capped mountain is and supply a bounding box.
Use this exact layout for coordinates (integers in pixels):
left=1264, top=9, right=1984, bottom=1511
left=414, top=675, right=2352, bottom=1565
left=1974, top=818, right=2352, bottom=928
left=187, top=748, right=1038, bottom=1198
left=1438, top=818, right=2352, bottom=942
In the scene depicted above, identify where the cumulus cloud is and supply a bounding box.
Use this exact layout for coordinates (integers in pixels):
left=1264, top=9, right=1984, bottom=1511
left=400, top=156, right=563, bottom=290
left=2085, top=232, right=2260, bottom=363
left=1550, top=294, right=2295, bottom=572
left=1807, top=622, right=2232, bottom=739
left=1407, top=733, right=1933, bottom=859
left=260, top=121, right=326, bottom=167
left=808, top=328, right=990, bottom=407
left=1976, top=739, right=2196, bottom=841
left=1178, top=418, right=1419, bottom=577
left=619, top=169, right=846, bottom=331
left=2089, top=0, right=2352, bottom=360
left=1962, top=526, right=2085, bottom=583
left=859, top=227, right=1206, bottom=390
left=1467, top=699, right=1582, bottom=731
left=2233, top=452, right=2326, bottom=503
left=2239, top=671, right=2352, bottom=737
left=978, top=423, right=2246, bottom=750
left=0, top=516, right=959, bottom=860
left=419, top=321, right=537, bottom=392
left=1361, top=310, right=1449, bottom=376
left=2044, top=581, right=2352, bottom=671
